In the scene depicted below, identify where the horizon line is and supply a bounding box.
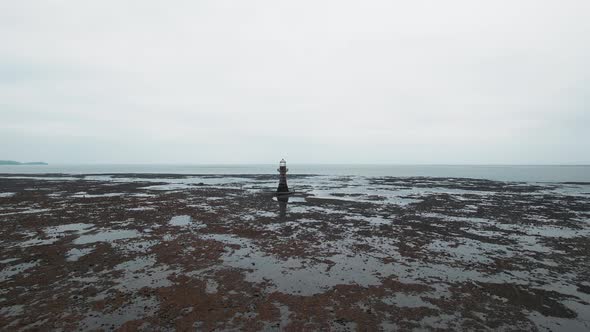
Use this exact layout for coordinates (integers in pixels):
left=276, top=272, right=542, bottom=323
left=7, top=162, right=590, bottom=167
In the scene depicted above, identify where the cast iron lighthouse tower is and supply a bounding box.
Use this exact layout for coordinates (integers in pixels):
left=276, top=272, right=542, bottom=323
left=277, top=159, right=289, bottom=193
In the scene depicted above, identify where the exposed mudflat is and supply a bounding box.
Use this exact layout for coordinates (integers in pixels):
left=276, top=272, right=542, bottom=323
left=1, top=174, right=589, bottom=331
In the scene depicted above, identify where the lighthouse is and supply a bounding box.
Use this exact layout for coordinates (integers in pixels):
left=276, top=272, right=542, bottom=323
left=277, top=159, right=289, bottom=193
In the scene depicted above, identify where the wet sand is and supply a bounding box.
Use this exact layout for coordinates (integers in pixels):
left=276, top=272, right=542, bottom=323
left=1, top=174, right=589, bottom=331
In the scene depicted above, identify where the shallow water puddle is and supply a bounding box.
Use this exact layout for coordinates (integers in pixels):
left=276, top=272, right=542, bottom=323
left=0, top=260, right=39, bottom=282
left=113, top=255, right=176, bottom=291
left=66, top=248, right=95, bottom=262
left=45, top=223, right=94, bottom=236
left=205, top=233, right=405, bottom=295
left=169, top=215, right=192, bottom=226
left=0, top=208, right=52, bottom=216
left=74, top=229, right=142, bottom=245
left=71, top=192, right=125, bottom=198
left=128, top=206, right=156, bottom=211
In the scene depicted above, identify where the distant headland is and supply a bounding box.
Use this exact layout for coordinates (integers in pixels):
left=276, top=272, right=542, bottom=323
left=0, top=160, right=48, bottom=165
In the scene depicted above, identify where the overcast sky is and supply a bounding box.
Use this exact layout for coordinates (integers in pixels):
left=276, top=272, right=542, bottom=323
left=1, top=0, right=589, bottom=164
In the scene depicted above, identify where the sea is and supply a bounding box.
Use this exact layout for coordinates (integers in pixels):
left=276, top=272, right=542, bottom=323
left=0, top=164, right=589, bottom=183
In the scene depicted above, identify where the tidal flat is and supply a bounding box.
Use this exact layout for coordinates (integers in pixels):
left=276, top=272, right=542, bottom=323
left=0, top=174, right=589, bottom=331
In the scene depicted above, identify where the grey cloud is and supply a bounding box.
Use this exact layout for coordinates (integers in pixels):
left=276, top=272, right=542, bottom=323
left=1, top=0, right=589, bottom=164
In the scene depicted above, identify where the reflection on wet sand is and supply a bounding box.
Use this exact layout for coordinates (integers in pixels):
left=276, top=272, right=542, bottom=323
left=277, top=195, right=289, bottom=220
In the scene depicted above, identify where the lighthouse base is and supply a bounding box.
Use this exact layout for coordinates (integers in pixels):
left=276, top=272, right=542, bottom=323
left=277, top=183, right=289, bottom=193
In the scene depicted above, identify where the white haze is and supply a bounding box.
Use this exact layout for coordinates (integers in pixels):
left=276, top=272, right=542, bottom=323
left=1, top=0, right=589, bottom=164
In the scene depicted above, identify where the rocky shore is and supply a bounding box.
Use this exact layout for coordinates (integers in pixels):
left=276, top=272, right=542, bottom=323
left=1, top=174, right=589, bottom=331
